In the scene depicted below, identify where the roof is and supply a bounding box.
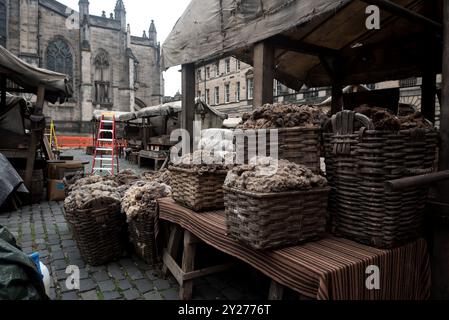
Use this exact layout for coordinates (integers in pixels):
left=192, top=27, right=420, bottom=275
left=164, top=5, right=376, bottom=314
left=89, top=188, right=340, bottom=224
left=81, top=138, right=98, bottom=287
left=0, top=46, right=72, bottom=104
left=162, top=0, right=443, bottom=89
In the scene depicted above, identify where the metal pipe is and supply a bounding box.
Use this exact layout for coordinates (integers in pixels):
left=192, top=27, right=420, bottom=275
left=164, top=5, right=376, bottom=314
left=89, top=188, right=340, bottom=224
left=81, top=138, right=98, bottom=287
left=385, top=171, right=449, bottom=192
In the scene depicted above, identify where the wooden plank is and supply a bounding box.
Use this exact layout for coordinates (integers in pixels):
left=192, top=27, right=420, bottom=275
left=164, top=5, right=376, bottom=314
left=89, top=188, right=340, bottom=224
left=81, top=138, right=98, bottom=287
left=42, top=137, right=55, bottom=161
left=253, top=42, right=274, bottom=108
left=268, top=280, right=285, bottom=300
left=162, top=249, right=184, bottom=286
left=183, top=263, right=236, bottom=282
left=162, top=225, right=183, bottom=276
left=180, top=230, right=196, bottom=300
left=267, top=35, right=338, bottom=57
left=181, top=63, right=196, bottom=153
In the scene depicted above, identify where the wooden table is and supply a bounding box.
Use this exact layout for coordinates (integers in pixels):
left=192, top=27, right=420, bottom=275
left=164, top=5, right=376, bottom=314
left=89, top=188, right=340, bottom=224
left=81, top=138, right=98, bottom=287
left=158, top=198, right=431, bottom=301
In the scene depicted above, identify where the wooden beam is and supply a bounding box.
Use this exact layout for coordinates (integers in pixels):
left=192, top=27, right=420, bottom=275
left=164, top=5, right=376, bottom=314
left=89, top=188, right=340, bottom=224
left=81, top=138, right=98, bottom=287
left=35, top=85, right=45, bottom=115
left=253, top=42, right=275, bottom=108
left=180, top=230, right=196, bottom=300
left=1, top=75, right=6, bottom=109
left=440, top=0, right=449, bottom=176
left=359, top=0, right=442, bottom=31
left=268, top=280, right=285, bottom=300
left=181, top=63, right=196, bottom=153
left=267, top=35, right=338, bottom=58
left=162, top=225, right=183, bottom=276
left=162, top=249, right=184, bottom=285
left=183, top=263, right=236, bottom=282
left=421, top=67, right=436, bottom=123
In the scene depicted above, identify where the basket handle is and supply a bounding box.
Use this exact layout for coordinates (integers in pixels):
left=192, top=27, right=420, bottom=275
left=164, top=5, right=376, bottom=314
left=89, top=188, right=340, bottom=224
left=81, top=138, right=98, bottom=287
left=330, top=111, right=374, bottom=155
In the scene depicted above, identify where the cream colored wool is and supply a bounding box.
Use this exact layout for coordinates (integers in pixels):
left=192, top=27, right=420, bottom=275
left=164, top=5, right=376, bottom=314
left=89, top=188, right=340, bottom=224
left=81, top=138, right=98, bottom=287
left=64, top=180, right=121, bottom=211
left=121, top=182, right=171, bottom=221
left=172, top=150, right=235, bottom=173
left=224, top=157, right=327, bottom=193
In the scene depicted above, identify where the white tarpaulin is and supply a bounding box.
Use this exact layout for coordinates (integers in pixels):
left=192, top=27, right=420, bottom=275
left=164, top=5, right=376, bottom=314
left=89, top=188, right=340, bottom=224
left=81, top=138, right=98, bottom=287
left=0, top=46, right=72, bottom=103
left=161, top=0, right=349, bottom=69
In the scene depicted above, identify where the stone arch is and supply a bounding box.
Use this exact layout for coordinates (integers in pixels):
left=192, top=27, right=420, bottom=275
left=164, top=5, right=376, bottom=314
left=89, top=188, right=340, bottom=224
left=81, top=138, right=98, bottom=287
left=46, top=37, right=74, bottom=79
left=93, top=49, right=112, bottom=105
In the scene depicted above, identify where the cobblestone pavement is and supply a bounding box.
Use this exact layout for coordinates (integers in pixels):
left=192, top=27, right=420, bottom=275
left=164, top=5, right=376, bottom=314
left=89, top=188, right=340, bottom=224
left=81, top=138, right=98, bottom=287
left=0, top=201, right=267, bottom=300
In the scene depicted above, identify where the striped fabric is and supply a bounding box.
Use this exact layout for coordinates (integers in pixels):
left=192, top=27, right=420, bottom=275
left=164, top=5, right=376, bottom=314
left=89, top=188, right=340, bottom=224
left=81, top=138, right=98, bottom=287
left=158, top=198, right=431, bottom=300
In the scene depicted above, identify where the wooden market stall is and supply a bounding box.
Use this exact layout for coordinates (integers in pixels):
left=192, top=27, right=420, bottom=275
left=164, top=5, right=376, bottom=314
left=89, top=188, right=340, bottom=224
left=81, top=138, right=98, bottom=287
left=160, top=0, right=449, bottom=299
left=0, top=45, right=72, bottom=191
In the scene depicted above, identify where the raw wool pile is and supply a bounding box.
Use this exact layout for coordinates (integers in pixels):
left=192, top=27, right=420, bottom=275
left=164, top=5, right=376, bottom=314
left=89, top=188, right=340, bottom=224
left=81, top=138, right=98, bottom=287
left=121, top=182, right=172, bottom=221
left=114, top=169, right=140, bottom=186
left=354, top=106, right=433, bottom=130
left=66, top=174, right=112, bottom=194
left=238, top=103, right=327, bottom=129
left=224, top=157, right=327, bottom=193
left=64, top=179, right=121, bottom=211
left=172, top=150, right=235, bottom=173
left=141, top=170, right=171, bottom=185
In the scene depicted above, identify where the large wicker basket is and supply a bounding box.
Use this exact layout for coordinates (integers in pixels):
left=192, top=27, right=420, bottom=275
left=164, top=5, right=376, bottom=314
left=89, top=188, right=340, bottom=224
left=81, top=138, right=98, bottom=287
left=64, top=202, right=125, bottom=266
left=323, top=110, right=439, bottom=249
left=169, top=166, right=228, bottom=211
left=128, top=206, right=158, bottom=265
left=234, top=127, right=321, bottom=173
left=224, top=186, right=330, bottom=250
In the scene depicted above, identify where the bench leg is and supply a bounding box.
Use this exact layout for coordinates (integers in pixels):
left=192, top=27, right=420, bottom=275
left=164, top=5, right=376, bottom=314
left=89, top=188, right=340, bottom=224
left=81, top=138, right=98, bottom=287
left=162, top=224, right=183, bottom=277
left=180, top=230, right=196, bottom=300
left=268, top=280, right=284, bottom=300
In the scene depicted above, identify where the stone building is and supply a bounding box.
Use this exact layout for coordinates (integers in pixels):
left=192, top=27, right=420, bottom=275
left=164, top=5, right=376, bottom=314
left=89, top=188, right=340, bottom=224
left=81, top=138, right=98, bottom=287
left=1, top=0, right=162, bottom=132
left=195, top=56, right=327, bottom=117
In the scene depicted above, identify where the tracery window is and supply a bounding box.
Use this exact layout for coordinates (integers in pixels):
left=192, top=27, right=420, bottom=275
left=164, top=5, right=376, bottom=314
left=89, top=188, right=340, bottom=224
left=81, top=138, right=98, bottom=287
left=46, top=38, right=73, bottom=79
left=94, top=50, right=111, bottom=105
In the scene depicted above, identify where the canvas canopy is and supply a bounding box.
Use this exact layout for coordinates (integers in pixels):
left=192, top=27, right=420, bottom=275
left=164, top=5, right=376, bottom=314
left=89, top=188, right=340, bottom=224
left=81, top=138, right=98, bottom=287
left=0, top=46, right=72, bottom=104
left=162, top=0, right=443, bottom=89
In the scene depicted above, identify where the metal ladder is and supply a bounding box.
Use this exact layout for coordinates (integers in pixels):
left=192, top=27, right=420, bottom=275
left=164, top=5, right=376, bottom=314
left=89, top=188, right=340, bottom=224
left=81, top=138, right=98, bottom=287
left=92, top=113, right=120, bottom=175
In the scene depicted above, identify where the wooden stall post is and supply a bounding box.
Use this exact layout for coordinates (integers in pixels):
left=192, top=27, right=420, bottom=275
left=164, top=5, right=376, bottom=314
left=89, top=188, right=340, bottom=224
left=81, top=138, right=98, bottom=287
left=253, top=42, right=275, bottom=108
left=24, top=85, right=45, bottom=189
left=0, top=75, right=6, bottom=109
left=440, top=1, right=449, bottom=182
left=181, top=63, right=196, bottom=153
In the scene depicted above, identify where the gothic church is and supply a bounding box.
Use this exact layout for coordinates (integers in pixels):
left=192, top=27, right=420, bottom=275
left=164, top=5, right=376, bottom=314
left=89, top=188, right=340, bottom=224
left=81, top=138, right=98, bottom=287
left=0, top=0, right=162, bottom=132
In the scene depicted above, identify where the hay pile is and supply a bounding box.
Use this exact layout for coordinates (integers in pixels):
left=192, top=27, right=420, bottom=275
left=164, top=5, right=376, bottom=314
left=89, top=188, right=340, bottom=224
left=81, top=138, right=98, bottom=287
left=239, top=103, right=327, bottom=129
left=224, top=157, right=327, bottom=193
left=171, top=150, right=235, bottom=173
left=121, top=182, right=171, bottom=221
left=354, top=106, right=432, bottom=130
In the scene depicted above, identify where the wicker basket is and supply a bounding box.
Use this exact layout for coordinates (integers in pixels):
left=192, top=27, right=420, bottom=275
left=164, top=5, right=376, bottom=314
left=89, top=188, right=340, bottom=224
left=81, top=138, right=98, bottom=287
left=323, top=110, right=439, bottom=249
left=128, top=207, right=158, bottom=265
left=64, top=202, right=125, bottom=266
left=224, top=186, right=330, bottom=250
left=234, top=127, right=321, bottom=173
left=169, top=166, right=228, bottom=211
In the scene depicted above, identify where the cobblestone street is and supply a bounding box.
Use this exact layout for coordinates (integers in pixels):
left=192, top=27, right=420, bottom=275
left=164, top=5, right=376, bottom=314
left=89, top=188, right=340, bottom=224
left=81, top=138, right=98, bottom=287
left=0, top=201, right=267, bottom=300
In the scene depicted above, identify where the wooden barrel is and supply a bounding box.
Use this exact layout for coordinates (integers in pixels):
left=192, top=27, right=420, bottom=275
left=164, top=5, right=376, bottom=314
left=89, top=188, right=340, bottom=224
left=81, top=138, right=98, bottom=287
left=18, top=169, right=44, bottom=204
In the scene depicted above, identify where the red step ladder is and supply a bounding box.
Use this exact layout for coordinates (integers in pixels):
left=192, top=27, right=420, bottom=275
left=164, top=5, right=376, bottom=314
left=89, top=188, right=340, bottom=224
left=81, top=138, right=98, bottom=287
left=92, top=113, right=120, bottom=175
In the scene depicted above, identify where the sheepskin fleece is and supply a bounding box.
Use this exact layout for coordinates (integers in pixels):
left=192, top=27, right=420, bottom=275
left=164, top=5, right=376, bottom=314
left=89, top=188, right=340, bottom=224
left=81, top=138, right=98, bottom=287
left=224, top=157, right=327, bottom=193
left=239, top=103, right=327, bottom=129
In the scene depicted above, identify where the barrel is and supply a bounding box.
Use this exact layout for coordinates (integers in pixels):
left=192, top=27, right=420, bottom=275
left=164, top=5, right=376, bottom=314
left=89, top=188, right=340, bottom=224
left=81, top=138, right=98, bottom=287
left=18, top=169, right=44, bottom=204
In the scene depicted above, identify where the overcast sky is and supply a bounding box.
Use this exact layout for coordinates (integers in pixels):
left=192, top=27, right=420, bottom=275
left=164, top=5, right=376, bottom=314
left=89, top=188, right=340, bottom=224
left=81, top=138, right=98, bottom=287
left=58, top=0, right=191, bottom=96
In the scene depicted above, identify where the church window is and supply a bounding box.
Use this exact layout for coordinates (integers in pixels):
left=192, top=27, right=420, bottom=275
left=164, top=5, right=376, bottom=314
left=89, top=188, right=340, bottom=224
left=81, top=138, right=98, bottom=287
left=94, top=51, right=112, bottom=105
left=0, top=1, right=6, bottom=47
left=46, top=38, right=73, bottom=79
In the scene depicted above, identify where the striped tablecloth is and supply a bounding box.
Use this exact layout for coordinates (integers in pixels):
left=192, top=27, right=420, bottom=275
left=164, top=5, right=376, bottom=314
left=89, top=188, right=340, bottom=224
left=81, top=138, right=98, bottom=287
left=158, top=198, right=431, bottom=300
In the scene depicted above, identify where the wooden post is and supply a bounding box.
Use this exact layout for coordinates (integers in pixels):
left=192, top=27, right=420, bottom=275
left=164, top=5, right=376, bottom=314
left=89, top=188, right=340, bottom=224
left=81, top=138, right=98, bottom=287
left=0, top=75, right=6, bottom=109
left=440, top=1, right=449, bottom=179
left=331, top=82, right=343, bottom=114
left=25, top=86, right=46, bottom=190
left=422, top=70, right=436, bottom=123
left=181, top=63, right=196, bottom=153
left=162, top=224, right=183, bottom=276
left=253, top=42, right=275, bottom=108
left=180, top=230, right=196, bottom=300
left=268, top=280, right=284, bottom=300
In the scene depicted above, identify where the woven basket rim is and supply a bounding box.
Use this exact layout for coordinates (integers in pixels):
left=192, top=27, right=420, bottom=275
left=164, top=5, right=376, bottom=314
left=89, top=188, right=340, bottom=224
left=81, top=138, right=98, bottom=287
left=223, top=186, right=330, bottom=198
left=65, top=202, right=121, bottom=214
left=323, top=128, right=438, bottom=135
left=235, top=126, right=320, bottom=133
left=169, top=166, right=229, bottom=175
